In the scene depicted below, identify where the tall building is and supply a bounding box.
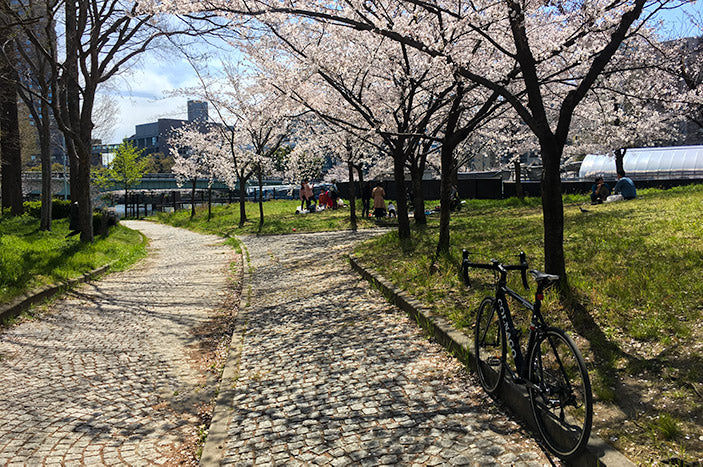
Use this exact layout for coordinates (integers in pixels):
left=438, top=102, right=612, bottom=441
left=127, top=100, right=210, bottom=157
left=187, top=100, right=208, bottom=122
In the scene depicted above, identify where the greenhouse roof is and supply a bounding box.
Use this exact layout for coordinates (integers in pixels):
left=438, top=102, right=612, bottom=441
left=579, top=145, right=703, bottom=181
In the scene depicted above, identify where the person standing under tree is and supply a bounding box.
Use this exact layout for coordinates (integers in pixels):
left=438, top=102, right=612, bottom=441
left=372, top=183, right=386, bottom=219
left=300, top=181, right=313, bottom=210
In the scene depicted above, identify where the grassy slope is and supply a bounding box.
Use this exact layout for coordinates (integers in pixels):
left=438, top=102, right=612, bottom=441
left=352, top=185, right=703, bottom=464
left=0, top=216, right=147, bottom=305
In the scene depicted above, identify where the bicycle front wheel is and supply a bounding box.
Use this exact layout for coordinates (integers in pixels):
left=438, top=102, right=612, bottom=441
left=527, top=327, right=593, bottom=459
left=474, top=297, right=505, bottom=394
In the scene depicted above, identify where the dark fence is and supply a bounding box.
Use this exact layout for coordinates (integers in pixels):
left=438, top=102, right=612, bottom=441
left=340, top=177, right=702, bottom=200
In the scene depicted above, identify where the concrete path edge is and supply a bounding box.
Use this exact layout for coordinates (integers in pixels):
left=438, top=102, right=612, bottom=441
left=348, top=254, right=635, bottom=467
left=200, top=244, right=249, bottom=467
left=0, top=262, right=115, bottom=325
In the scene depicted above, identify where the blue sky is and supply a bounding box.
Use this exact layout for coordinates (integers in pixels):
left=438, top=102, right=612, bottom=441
left=106, top=2, right=702, bottom=144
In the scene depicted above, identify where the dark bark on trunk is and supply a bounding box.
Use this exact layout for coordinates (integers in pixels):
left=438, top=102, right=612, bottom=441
left=514, top=159, right=524, bottom=199
left=409, top=165, right=426, bottom=225
left=436, top=141, right=454, bottom=256
left=39, top=102, right=52, bottom=230
left=392, top=150, right=411, bottom=241
left=238, top=177, right=248, bottom=227
left=257, top=169, right=264, bottom=228
left=540, top=144, right=567, bottom=283
left=615, top=148, right=626, bottom=176
left=76, top=140, right=93, bottom=242
left=65, top=0, right=79, bottom=198
left=347, top=161, right=357, bottom=231
left=0, top=59, right=23, bottom=216
left=190, top=179, right=196, bottom=219
left=207, top=184, right=212, bottom=221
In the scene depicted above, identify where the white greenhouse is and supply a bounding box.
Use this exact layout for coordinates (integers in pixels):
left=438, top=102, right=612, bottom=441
left=579, top=145, right=703, bottom=181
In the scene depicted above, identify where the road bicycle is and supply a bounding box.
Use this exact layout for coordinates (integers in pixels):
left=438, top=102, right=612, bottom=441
left=461, top=250, right=593, bottom=459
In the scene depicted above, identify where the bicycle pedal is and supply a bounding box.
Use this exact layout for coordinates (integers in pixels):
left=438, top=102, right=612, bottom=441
left=487, top=357, right=503, bottom=366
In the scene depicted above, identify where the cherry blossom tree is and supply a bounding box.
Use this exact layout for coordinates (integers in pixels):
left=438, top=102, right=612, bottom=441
left=142, top=0, right=692, bottom=284
left=237, top=19, right=460, bottom=241
left=169, top=123, right=234, bottom=220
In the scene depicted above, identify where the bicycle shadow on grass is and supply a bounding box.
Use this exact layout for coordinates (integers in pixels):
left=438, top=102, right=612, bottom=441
left=562, top=291, right=703, bottom=462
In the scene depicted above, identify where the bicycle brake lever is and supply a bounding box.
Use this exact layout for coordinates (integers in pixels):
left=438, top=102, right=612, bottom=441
left=519, top=251, right=529, bottom=290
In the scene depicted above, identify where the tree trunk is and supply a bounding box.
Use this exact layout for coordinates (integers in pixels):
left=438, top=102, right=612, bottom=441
left=207, top=184, right=212, bottom=222
left=392, top=150, right=411, bottom=241
left=615, top=148, right=626, bottom=176
left=514, top=159, right=524, bottom=200
left=65, top=0, right=79, bottom=202
left=39, top=103, right=53, bottom=230
left=76, top=141, right=93, bottom=242
left=190, top=178, right=196, bottom=219
left=0, top=59, right=24, bottom=216
left=436, top=143, right=454, bottom=257
left=540, top=144, right=567, bottom=284
left=347, top=161, right=357, bottom=231
left=238, top=177, right=248, bottom=227
left=257, top=169, right=264, bottom=228
left=409, top=165, right=426, bottom=225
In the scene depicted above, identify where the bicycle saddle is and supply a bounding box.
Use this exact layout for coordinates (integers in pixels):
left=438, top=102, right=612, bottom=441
left=530, top=270, right=560, bottom=285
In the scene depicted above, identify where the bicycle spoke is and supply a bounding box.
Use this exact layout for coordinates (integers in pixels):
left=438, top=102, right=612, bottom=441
left=528, top=328, right=592, bottom=459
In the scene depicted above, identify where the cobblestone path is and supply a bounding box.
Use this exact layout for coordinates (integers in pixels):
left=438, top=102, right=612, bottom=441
left=0, top=221, right=232, bottom=466
left=217, top=231, right=554, bottom=466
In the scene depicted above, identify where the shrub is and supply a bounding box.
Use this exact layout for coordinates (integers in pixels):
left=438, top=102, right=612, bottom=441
left=93, top=209, right=119, bottom=236
left=23, top=199, right=72, bottom=219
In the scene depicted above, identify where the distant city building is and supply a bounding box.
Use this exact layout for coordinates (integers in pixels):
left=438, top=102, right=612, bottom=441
left=187, top=100, right=208, bottom=122
left=126, top=100, right=210, bottom=158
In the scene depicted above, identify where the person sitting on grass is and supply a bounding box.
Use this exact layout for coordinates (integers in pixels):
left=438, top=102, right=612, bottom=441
left=613, top=171, right=637, bottom=200
left=590, top=176, right=610, bottom=204
left=387, top=202, right=396, bottom=218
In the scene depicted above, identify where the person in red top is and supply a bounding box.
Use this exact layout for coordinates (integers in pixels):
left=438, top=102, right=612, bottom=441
left=318, top=190, right=328, bottom=210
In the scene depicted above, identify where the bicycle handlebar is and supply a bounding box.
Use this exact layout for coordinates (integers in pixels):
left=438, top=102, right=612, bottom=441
left=461, top=249, right=530, bottom=289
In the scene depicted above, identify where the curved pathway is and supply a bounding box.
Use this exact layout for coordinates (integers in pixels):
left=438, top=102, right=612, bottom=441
left=0, top=221, right=233, bottom=465
left=214, top=231, right=554, bottom=466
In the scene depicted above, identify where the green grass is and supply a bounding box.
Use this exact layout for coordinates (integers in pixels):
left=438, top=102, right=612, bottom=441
left=353, top=185, right=703, bottom=340
left=351, top=184, right=703, bottom=464
left=152, top=199, right=383, bottom=239
left=0, top=215, right=147, bottom=305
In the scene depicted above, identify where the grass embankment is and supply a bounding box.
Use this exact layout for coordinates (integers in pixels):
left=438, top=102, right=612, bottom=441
left=152, top=199, right=381, bottom=240
left=0, top=215, right=147, bottom=307
left=352, top=185, right=703, bottom=465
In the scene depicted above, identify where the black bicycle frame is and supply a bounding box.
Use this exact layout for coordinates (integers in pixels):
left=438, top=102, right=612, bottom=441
left=495, top=283, right=541, bottom=381
left=463, top=250, right=549, bottom=382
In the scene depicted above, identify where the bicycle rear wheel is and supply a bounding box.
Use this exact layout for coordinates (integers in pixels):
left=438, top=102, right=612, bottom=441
left=474, top=297, right=505, bottom=393
left=527, top=327, right=593, bottom=459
